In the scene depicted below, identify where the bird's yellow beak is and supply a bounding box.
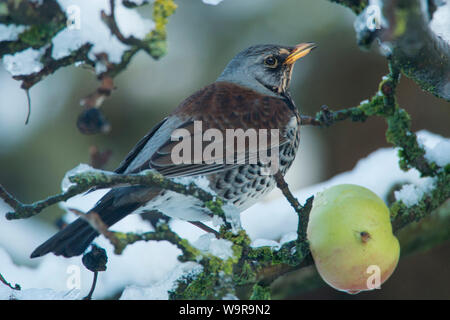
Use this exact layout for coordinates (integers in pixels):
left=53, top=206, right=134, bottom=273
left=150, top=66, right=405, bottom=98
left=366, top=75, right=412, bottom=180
left=284, top=42, right=317, bottom=65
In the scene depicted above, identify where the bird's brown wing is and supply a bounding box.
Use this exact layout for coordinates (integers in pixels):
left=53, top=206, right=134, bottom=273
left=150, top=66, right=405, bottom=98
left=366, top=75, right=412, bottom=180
left=118, top=82, right=298, bottom=177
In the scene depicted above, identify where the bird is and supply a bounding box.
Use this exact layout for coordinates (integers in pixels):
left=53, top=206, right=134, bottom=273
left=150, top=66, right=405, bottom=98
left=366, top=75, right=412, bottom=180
left=30, top=42, right=316, bottom=258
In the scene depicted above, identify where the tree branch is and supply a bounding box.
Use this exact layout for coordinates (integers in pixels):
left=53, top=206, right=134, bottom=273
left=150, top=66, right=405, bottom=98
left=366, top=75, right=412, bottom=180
left=0, top=0, right=177, bottom=131
left=352, top=0, right=450, bottom=101
left=0, top=273, right=21, bottom=291
left=1, top=169, right=229, bottom=228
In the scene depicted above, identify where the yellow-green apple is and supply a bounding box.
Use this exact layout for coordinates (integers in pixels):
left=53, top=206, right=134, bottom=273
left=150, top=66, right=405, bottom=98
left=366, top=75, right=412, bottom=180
left=307, top=184, right=400, bottom=294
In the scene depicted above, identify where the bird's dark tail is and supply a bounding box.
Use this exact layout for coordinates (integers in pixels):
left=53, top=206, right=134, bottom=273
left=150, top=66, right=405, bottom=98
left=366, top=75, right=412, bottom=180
left=30, top=186, right=157, bottom=258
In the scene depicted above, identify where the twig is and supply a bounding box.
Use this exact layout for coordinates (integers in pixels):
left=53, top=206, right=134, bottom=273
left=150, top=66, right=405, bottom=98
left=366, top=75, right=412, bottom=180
left=70, top=208, right=199, bottom=259
left=273, top=171, right=303, bottom=213
left=69, top=209, right=121, bottom=249
left=89, top=146, right=113, bottom=169
left=304, top=66, right=437, bottom=177
left=0, top=273, right=21, bottom=291
left=189, top=221, right=220, bottom=238
left=83, top=272, right=98, bottom=300
left=101, top=0, right=143, bottom=47
left=2, top=170, right=228, bottom=225
left=0, top=185, right=21, bottom=210
left=25, top=89, right=31, bottom=125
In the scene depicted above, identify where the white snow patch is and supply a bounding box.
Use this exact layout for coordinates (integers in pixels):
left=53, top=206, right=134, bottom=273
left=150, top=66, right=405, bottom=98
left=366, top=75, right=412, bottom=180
left=61, top=163, right=110, bottom=192
left=212, top=214, right=225, bottom=227
left=59, top=189, right=110, bottom=219
left=222, top=293, right=239, bottom=300
left=120, top=262, right=202, bottom=300
left=223, top=203, right=242, bottom=233
left=193, top=233, right=233, bottom=260
left=280, top=231, right=297, bottom=244
left=425, top=139, right=450, bottom=167
left=0, top=24, right=29, bottom=42
left=251, top=239, right=281, bottom=249
left=251, top=231, right=297, bottom=249
left=418, top=131, right=450, bottom=167
left=0, top=216, right=180, bottom=300
left=2, top=47, right=46, bottom=76
left=134, top=190, right=212, bottom=221
left=394, top=177, right=436, bottom=207
left=202, top=0, right=225, bottom=5
left=430, top=0, right=450, bottom=44
left=0, top=286, right=80, bottom=300
left=52, top=0, right=154, bottom=73
left=172, top=175, right=217, bottom=195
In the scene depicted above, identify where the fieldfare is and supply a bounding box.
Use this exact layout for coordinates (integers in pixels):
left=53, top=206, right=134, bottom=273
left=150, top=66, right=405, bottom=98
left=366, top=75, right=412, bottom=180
left=31, top=43, right=316, bottom=258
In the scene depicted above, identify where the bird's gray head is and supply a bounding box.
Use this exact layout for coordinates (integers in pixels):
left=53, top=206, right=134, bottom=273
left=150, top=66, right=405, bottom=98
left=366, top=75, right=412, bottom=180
left=217, top=43, right=316, bottom=97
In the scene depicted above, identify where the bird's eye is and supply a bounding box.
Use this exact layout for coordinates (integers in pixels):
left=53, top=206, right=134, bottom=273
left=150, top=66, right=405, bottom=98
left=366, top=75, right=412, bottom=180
left=264, top=56, right=278, bottom=67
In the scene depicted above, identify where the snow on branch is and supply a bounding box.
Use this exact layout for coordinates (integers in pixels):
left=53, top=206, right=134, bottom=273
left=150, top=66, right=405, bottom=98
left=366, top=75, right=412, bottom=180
left=1, top=168, right=228, bottom=224
left=0, top=0, right=176, bottom=132
left=351, top=0, right=450, bottom=101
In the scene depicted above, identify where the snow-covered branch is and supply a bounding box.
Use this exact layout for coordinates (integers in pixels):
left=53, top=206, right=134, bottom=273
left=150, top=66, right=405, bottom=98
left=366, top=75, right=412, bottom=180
left=0, top=0, right=176, bottom=132
left=1, top=168, right=228, bottom=224
left=352, top=0, right=450, bottom=101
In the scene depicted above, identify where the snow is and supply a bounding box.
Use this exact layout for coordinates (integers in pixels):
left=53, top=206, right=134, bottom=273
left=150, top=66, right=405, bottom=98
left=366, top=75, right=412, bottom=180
left=251, top=239, right=281, bottom=249
left=394, top=177, right=436, bottom=207
left=223, top=203, right=242, bottom=233
left=393, top=131, right=449, bottom=207
left=212, top=214, right=225, bottom=227
left=0, top=24, right=28, bottom=42
left=202, top=0, right=225, bottom=5
left=172, top=175, right=217, bottom=196
left=61, top=163, right=107, bottom=192
left=353, top=0, right=386, bottom=34
left=59, top=189, right=110, bottom=220
left=425, top=139, right=450, bottom=167
left=418, top=132, right=450, bottom=167
left=51, top=0, right=154, bottom=73
left=125, top=0, right=150, bottom=5
left=251, top=231, right=297, bottom=249
left=430, top=0, right=450, bottom=44
left=0, top=286, right=80, bottom=300
left=134, top=190, right=213, bottom=221
left=2, top=47, right=46, bottom=76
left=119, top=262, right=202, bottom=300
left=193, top=233, right=233, bottom=260
left=0, top=217, right=182, bottom=300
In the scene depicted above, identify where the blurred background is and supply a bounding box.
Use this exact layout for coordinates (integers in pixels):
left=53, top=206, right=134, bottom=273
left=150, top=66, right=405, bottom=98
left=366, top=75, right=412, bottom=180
left=0, top=0, right=449, bottom=299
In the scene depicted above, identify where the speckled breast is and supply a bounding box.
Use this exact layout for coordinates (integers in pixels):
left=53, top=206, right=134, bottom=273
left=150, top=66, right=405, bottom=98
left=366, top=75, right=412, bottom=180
left=209, top=114, right=301, bottom=210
